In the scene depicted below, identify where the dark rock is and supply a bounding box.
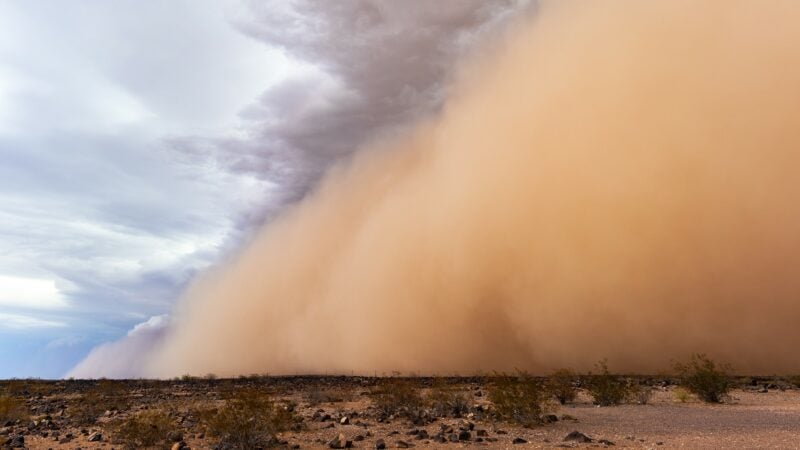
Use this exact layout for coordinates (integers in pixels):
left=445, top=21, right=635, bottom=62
left=564, top=431, right=592, bottom=443
left=448, top=433, right=459, bottom=442
left=599, top=438, right=615, bottom=446
left=414, top=430, right=429, bottom=440
left=375, top=439, right=386, bottom=449
left=512, top=437, right=528, bottom=444
left=476, top=429, right=488, bottom=437
left=396, top=441, right=413, bottom=448
left=458, top=430, right=471, bottom=441
left=354, top=435, right=365, bottom=441
left=495, top=429, right=508, bottom=435
left=9, top=435, right=24, bottom=448
left=544, top=414, right=559, bottom=423
left=167, top=430, right=184, bottom=442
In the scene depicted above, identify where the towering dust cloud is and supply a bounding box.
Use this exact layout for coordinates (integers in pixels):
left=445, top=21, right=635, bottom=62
left=147, top=0, right=800, bottom=376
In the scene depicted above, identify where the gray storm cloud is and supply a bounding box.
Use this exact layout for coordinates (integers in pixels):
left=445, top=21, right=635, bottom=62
left=80, top=0, right=800, bottom=378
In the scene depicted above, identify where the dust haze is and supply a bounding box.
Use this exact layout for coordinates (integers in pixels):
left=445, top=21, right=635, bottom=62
left=141, top=0, right=800, bottom=377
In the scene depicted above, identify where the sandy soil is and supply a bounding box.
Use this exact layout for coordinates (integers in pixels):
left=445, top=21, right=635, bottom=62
left=3, top=378, right=799, bottom=449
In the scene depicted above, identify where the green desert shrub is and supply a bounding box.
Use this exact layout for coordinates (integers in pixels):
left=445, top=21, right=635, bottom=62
left=427, top=381, right=472, bottom=418
left=546, top=368, right=578, bottom=405
left=111, top=410, right=174, bottom=450
left=586, top=360, right=630, bottom=406
left=371, top=379, right=426, bottom=420
left=205, top=389, right=295, bottom=449
left=673, top=387, right=691, bottom=403
left=674, top=353, right=731, bottom=403
left=488, top=371, right=550, bottom=427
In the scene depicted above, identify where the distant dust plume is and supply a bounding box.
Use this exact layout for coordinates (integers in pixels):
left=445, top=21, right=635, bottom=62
left=145, top=0, right=800, bottom=376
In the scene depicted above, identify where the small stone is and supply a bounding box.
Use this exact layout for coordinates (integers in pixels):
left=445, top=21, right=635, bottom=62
left=396, top=440, right=413, bottom=448
left=340, top=416, right=350, bottom=425
left=598, top=438, right=615, bottom=446
left=9, top=435, right=24, bottom=448
left=512, top=437, right=528, bottom=444
left=329, top=433, right=347, bottom=449
left=564, top=431, right=592, bottom=443
left=375, top=439, right=386, bottom=449
left=167, top=430, right=184, bottom=442
left=87, top=431, right=102, bottom=442
left=458, top=430, right=471, bottom=441
left=476, top=429, right=488, bottom=437
left=448, top=433, right=459, bottom=442
left=544, top=414, right=559, bottom=423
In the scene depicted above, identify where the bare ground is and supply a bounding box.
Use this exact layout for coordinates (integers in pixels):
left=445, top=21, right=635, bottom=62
left=2, top=377, right=799, bottom=449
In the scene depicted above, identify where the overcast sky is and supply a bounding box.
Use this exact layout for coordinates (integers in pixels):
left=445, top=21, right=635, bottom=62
left=0, top=0, right=530, bottom=378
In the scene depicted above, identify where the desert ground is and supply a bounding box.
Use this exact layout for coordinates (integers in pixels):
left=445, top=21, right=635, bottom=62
left=2, top=375, right=800, bottom=449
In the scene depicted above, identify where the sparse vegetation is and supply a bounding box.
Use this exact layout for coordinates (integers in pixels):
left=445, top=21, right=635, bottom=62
left=204, top=388, right=295, bottom=449
left=586, top=360, right=631, bottom=406
left=111, top=409, right=174, bottom=450
left=371, top=379, right=426, bottom=421
left=674, top=353, right=731, bottom=403
left=488, top=371, right=549, bottom=427
left=0, top=395, right=28, bottom=423
left=630, top=383, right=655, bottom=405
left=427, top=380, right=472, bottom=418
left=546, top=368, right=578, bottom=405
left=69, top=379, right=130, bottom=424
left=673, top=387, right=691, bottom=403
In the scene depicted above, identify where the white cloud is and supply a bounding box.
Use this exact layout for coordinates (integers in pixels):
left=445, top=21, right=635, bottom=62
left=0, top=275, right=68, bottom=309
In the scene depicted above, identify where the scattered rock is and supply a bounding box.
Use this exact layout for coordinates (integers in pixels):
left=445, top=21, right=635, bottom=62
left=329, top=433, right=348, bottom=449
left=87, top=431, right=102, bottom=442
left=167, top=430, right=184, bottom=442
left=9, top=435, right=24, bottom=448
left=564, top=431, right=593, bottom=443
left=171, top=442, right=189, bottom=450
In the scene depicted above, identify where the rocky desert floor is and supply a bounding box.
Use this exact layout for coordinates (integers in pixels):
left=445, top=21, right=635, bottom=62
left=2, top=375, right=800, bottom=449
